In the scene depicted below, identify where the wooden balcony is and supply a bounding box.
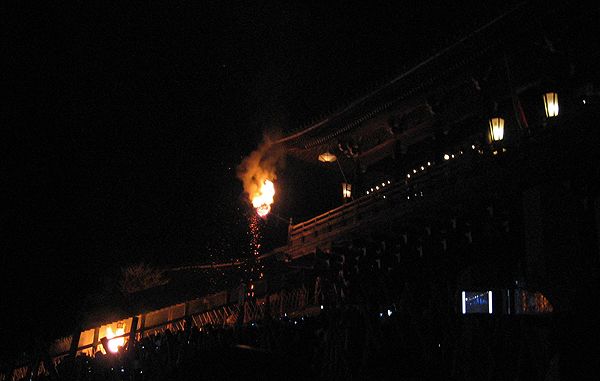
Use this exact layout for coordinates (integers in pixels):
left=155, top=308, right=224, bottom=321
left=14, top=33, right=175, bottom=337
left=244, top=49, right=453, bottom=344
left=285, top=151, right=477, bottom=258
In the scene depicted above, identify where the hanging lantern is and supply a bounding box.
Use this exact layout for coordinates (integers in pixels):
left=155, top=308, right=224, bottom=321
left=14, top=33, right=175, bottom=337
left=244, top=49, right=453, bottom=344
left=543, top=92, right=559, bottom=118
left=488, top=117, right=505, bottom=142
left=318, top=151, right=337, bottom=162
left=342, top=182, right=352, bottom=199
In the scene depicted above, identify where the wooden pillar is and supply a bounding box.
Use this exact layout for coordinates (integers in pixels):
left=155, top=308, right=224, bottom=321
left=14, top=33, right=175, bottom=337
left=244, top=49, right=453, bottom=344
left=139, top=314, right=146, bottom=338
left=100, top=337, right=109, bottom=355
left=127, top=316, right=138, bottom=359
left=68, top=329, right=81, bottom=358
left=92, top=327, right=99, bottom=355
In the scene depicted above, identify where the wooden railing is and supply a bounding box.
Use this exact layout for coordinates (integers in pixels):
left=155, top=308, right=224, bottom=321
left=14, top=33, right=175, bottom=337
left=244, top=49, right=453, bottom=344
left=287, top=153, right=471, bottom=257
left=0, top=286, right=313, bottom=381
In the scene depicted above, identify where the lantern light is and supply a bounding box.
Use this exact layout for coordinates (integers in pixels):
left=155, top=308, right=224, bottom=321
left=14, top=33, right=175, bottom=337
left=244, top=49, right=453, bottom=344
left=318, top=151, right=337, bottom=162
left=543, top=92, right=559, bottom=118
left=488, top=117, right=505, bottom=142
left=342, top=182, right=352, bottom=199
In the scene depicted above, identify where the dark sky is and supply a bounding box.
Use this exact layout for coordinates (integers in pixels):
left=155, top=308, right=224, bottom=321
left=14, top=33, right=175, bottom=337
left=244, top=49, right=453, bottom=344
left=4, top=0, right=524, bottom=357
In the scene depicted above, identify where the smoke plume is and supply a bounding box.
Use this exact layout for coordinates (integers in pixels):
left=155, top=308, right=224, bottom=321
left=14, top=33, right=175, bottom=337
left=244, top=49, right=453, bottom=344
left=236, top=134, right=285, bottom=206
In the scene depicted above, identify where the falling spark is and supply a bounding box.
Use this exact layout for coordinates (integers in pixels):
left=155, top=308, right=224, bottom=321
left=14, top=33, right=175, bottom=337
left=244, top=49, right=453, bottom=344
left=248, top=213, right=262, bottom=258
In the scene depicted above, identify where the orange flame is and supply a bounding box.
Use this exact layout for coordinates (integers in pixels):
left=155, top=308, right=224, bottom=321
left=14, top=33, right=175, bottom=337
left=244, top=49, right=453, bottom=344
left=106, top=325, right=125, bottom=353
left=237, top=134, right=284, bottom=217
left=252, top=179, right=275, bottom=217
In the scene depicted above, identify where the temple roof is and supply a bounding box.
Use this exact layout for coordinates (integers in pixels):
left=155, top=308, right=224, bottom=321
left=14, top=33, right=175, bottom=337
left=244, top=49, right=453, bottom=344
left=272, top=1, right=591, bottom=175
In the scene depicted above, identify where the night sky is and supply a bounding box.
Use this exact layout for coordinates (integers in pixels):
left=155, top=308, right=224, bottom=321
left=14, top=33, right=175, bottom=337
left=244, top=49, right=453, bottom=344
left=5, top=0, right=525, bottom=358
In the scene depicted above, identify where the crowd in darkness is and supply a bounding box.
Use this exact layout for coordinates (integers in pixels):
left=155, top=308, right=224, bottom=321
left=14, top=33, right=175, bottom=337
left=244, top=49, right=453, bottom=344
left=17, top=200, right=576, bottom=381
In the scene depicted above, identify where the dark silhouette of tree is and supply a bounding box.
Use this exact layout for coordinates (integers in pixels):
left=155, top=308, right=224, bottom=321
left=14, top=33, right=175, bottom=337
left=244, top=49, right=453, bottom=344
left=119, top=262, right=169, bottom=295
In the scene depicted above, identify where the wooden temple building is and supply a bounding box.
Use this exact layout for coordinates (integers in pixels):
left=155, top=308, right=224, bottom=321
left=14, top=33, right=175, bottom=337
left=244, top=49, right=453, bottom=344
left=3, top=1, right=599, bottom=379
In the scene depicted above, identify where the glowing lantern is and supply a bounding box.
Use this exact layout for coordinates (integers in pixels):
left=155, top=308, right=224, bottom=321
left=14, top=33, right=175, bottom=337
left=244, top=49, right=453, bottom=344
left=488, top=117, right=505, bottom=142
left=342, top=182, right=352, bottom=199
left=106, top=323, right=125, bottom=353
left=543, top=92, right=559, bottom=118
left=318, top=151, right=337, bottom=162
left=252, top=179, right=275, bottom=217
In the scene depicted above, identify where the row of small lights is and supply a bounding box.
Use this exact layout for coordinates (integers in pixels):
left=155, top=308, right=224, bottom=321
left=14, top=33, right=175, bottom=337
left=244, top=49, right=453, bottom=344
left=359, top=92, right=563, bottom=199
left=349, top=147, right=484, bottom=200
left=362, top=153, right=453, bottom=198
left=365, top=179, right=392, bottom=195
left=406, top=160, right=434, bottom=179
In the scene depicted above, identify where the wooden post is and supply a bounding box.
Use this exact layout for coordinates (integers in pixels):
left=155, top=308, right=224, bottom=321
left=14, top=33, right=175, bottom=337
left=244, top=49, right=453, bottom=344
left=92, top=327, right=99, bottom=355
left=184, top=314, right=192, bottom=337
left=127, top=316, right=138, bottom=361
left=68, top=329, right=81, bottom=358
left=100, top=337, right=109, bottom=355
left=139, top=314, right=146, bottom=338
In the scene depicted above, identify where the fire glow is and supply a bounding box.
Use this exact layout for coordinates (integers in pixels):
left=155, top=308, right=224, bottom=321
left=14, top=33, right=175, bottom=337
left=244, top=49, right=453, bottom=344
left=236, top=135, right=284, bottom=218
left=106, top=325, right=125, bottom=353
left=252, top=179, right=275, bottom=217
